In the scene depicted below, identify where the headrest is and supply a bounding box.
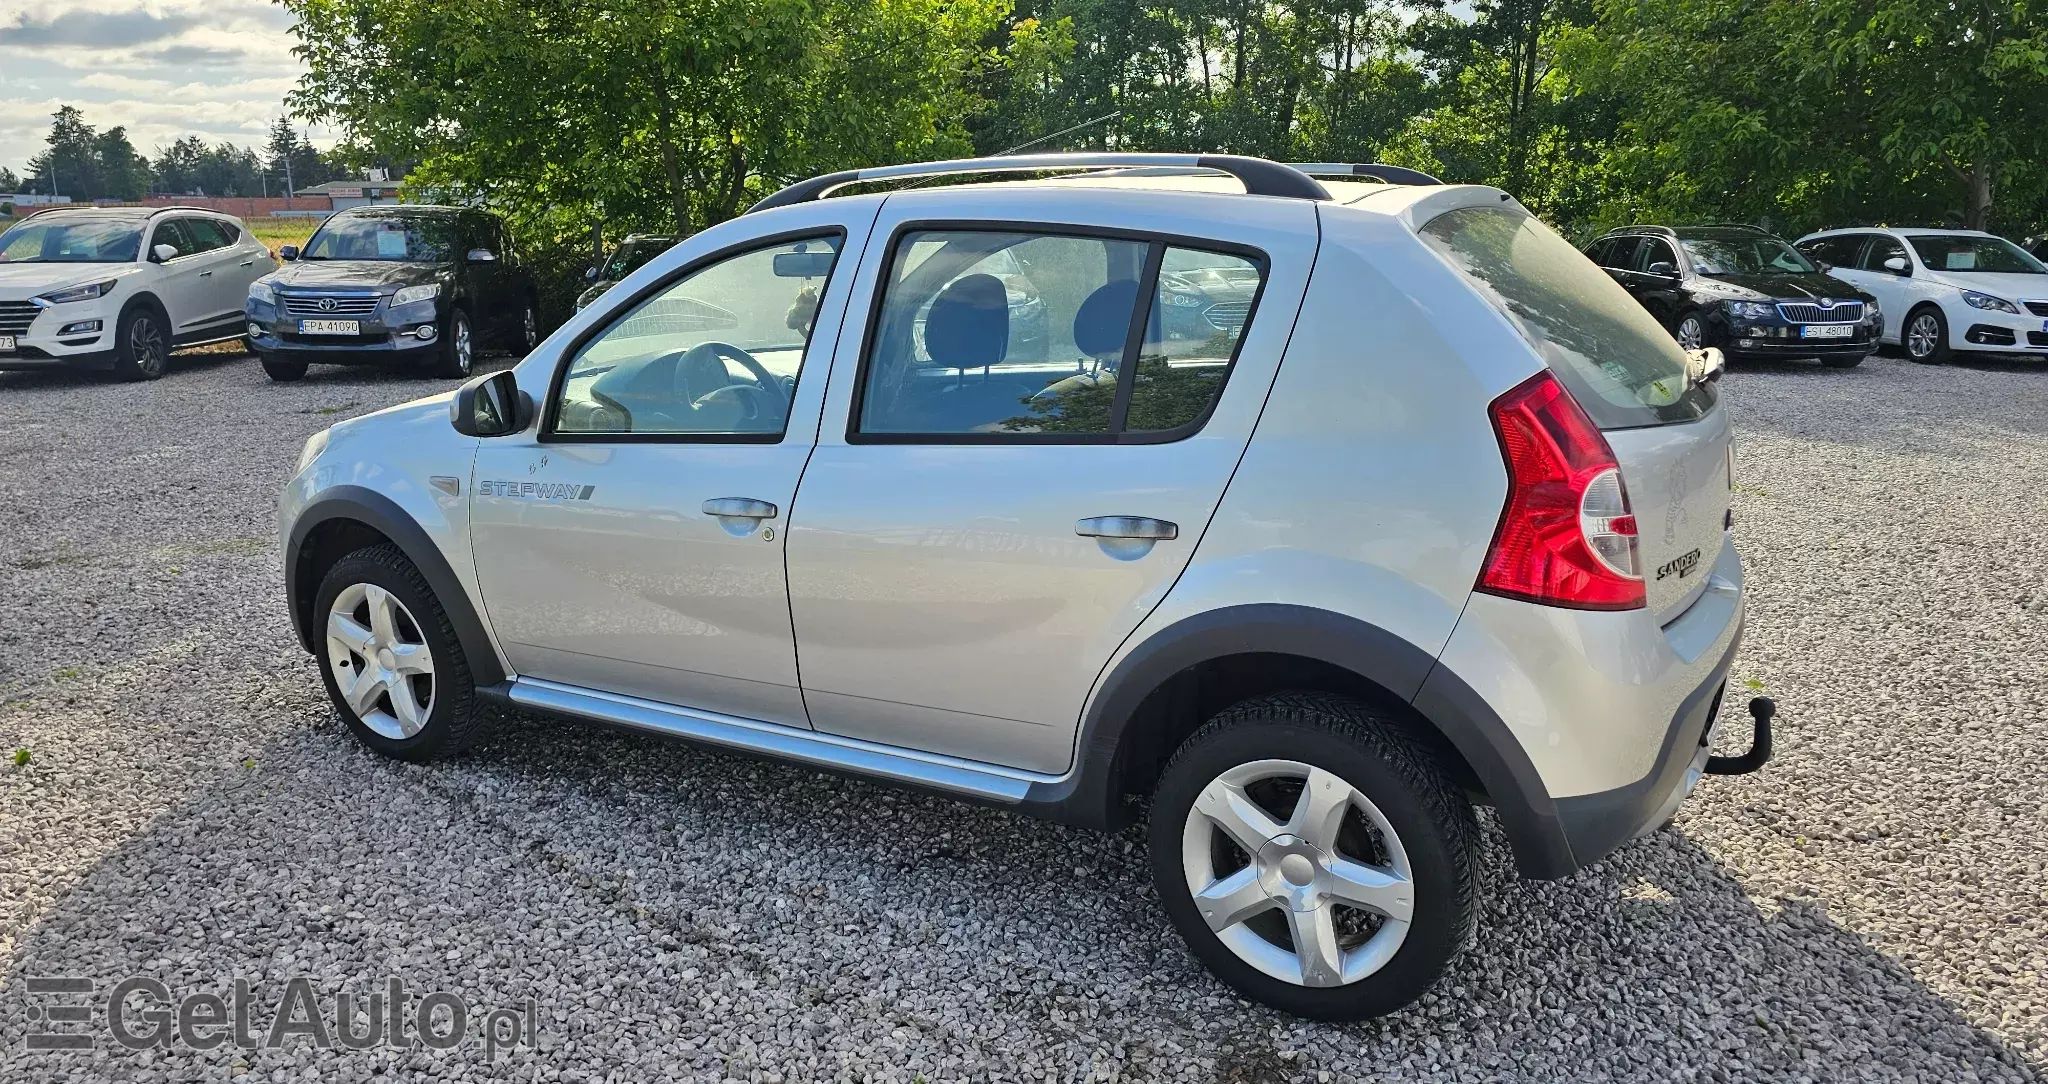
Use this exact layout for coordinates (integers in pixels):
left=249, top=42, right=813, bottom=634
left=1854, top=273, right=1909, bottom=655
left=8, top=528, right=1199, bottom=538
left=925, top=273, right=1009, bottom=369
left=1074, top=279, right=1141, bottom=358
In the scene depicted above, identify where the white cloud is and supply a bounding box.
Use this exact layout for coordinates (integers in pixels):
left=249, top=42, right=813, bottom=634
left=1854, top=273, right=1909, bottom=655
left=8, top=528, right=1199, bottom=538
left=0, top=0, right=329, bottom=177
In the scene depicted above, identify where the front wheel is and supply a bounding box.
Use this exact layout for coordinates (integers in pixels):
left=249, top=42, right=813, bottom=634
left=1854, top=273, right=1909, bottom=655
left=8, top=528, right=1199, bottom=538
left=434, top=308, right=474, bottom=378
left=111, top=305, right=170, bottom=381
left=1902, top=306, right=1950, bottom=364
left=1671, top=309, right=1708, bottom=352
left=313, top=544, right=484, bottom=761
left=1149, top=693, right=1479, bottom=1020
left=515, top=302, right=539, bottom=356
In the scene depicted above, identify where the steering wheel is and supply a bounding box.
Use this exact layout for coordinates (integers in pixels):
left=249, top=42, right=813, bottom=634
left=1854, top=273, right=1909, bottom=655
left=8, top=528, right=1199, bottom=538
left=676, top=341, right=789, bottom=425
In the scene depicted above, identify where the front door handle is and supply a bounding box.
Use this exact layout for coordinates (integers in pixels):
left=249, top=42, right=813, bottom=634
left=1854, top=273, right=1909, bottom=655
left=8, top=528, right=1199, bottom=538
left=1076, top=516, right=1177, bottom=540
left=198, top=269, right=214, bottom=277
left=703, top=497, right=778, bottom=536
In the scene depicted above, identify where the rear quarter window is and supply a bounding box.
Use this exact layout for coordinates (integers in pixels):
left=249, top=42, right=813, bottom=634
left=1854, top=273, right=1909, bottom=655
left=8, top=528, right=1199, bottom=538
left=1418, top=206, right=1714, bottom=428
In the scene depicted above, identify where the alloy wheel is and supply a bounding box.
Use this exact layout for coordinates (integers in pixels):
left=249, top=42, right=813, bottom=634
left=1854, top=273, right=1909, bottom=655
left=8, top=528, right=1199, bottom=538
left=1907, top=313, right=1940, bottom=359
left=1675, top=315, right=1705, bottom=351
left=455, top=315, right=473, bottom=374
left=325, top=583, right=436, bottom=739
left=522, top=307, right=538, bottom=352
left=1181, top=759, right=1415, bottom=988
left=132, top=314, right=168, bottom=376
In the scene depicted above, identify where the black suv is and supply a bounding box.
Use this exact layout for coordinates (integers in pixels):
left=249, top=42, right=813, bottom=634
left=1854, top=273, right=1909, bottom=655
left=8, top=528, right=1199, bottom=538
left=1585, top=225, right=1881, bottom=368
left=246, top=206, right=540, bottom=382
left=575, top=234, right=678, bottom=311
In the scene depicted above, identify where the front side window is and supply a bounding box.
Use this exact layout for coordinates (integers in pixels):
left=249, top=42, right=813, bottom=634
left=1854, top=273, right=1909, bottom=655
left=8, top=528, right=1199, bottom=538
left=1634, top=237, right=1680, bottom=273
left=1906, top=234, right=2047, bottom=275
left=151, top=220, right=197, bottom=260
left=551, top=235, right=841, bottom=438
left=0, top=217, right=142, bottom=263
left=302, top=215, right=458, bottom=261
left=1420, top=205, right=1712, bottom=427
left=1861, top=236, right=1909, bottom=272
left=1678, top=236, right=1815, bottom=276
left=855, top=229, right=1263, bottom=439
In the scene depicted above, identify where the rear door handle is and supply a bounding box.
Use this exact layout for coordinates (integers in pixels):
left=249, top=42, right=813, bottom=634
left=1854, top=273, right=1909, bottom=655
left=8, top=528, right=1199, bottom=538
left=198, top=270, right=214, bottom=277
left=702, top=498, right=778, bottom=536
left=1076, top=516, right=1177, bottom=540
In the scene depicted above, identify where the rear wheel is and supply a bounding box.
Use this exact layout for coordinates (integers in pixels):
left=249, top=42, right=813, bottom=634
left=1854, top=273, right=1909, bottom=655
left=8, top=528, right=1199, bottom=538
left=313, top=544, right=483, bottom=761
left=433, top=308, right=474, bottom=378
left=516, top=302, right=539, bottom=356
left=1903, top=306, right=1950, bottom=364
left=1148, top=693, right=1479, bottom=1020
left=111, top=304, right=170, bottom=381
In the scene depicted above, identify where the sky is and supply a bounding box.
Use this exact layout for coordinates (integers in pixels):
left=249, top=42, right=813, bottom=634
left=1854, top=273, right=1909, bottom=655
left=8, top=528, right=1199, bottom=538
left=0, top=0, right=331, bottom=181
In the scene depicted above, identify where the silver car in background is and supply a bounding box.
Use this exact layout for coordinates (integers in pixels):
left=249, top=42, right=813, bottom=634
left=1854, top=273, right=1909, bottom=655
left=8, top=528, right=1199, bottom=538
left=277, top=153, right=1763, bottom=1020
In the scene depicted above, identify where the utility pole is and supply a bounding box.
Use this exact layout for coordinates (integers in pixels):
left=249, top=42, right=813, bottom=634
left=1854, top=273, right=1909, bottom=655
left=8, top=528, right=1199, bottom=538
left=283, top=149, right=294, bottom=210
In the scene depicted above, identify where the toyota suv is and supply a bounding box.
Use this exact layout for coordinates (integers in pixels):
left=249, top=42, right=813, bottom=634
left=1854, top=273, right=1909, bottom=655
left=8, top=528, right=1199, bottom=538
left=0, top=205, right=274, bottom=379
left=277, top=154, right=1766, bottom=1020
left=247, top=205, right=540, bottom=382
left=1586, top=224, right=1880, bottom=367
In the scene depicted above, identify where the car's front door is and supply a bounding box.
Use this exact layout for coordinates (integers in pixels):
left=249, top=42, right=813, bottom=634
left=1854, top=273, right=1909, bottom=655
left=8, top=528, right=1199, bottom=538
left=468, top=203, right=874, bottom=727
left=1629, top=235, right=1687, bottom=328
left=784, top=188, right=1317, bottom=773
left=145, top=218, right=211, bottom=334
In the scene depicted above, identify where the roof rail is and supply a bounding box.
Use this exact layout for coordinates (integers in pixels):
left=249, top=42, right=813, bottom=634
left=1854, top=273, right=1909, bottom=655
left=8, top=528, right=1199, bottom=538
left=146, top=205, right=230, bottom=217
left=1697, top=222, right=1768, bottom=232
left=748, top=153, right=1332, bottom=213
left=1286, top=163, right=1443, bottom=186
left=1610, top=224, right=1680, bottom=236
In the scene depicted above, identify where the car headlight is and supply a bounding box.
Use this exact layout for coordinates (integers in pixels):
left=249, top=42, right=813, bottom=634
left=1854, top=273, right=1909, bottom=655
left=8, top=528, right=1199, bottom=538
left=296, top=429, right=331, bottom=474
left=248, top=280, right=275, bottom=305
left=33, top=279, right=118, bottom=306
left=1962, top=290, right=2019, bottom=314
left=391, top=283, right=441, bottom=306
left=1725, top=300, right=1774, bottom=319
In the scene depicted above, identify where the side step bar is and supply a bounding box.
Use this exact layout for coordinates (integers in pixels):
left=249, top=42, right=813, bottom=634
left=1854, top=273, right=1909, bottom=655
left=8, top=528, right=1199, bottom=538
left=495, top=677, right=1064, bottom=804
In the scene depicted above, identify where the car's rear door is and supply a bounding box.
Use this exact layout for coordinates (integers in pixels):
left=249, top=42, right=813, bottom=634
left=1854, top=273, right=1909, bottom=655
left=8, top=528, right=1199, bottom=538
left=784, top=185, right=1317, bottom=774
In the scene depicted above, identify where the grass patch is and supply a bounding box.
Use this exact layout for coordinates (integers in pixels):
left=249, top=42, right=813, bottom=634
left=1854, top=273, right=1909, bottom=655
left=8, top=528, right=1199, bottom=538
left=299, top=401, right=361, bottom=416
left=246, top=217, right=321, bottom=257
left=11, top=748, right=28, bottom=767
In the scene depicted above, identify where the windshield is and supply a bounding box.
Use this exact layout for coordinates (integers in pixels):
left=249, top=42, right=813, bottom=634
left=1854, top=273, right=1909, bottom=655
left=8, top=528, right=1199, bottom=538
left=1679, top=236, right=1815, bottom=276
left=301, top=215, right=457, bottom=261
left=1907, top=234, right=2046, bottom=274
left=1420, top=205, right=1713, bottom=428
left=0, top=218, right=142, bottom=263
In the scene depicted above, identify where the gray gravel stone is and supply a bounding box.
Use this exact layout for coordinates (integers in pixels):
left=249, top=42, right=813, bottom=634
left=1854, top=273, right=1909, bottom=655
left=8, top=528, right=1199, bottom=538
left=1, top=348, right=2044, bottom=1081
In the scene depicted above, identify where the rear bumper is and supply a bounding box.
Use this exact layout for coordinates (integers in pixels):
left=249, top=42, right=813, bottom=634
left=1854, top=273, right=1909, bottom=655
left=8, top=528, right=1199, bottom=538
left=1424, top=534, right=1748, bottom=877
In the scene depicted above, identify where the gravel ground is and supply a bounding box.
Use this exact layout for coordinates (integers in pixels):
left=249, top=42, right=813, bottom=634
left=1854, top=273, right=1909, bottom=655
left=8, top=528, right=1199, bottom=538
left=1, top=347, right=2044, bottom=1082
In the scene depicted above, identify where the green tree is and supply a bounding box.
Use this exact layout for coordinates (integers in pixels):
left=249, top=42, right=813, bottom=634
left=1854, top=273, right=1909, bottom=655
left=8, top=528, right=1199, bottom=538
left=0, top=166, right=19, bottom=192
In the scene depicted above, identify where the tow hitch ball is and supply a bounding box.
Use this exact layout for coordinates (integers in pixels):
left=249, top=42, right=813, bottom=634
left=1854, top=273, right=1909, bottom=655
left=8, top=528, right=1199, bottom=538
left=1705, top=696, right=1774, bottom=776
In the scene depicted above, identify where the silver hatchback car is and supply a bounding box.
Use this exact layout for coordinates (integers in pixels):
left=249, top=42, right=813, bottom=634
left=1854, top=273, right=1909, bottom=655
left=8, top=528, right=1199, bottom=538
left=279, top=154, right=1765, bottom=1020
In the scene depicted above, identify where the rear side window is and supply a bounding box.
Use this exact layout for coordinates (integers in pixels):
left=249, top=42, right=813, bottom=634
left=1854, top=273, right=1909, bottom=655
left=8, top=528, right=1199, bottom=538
left=184, top=219, right=233, bottom=252
left=1419, top=206, right=1713, bottom=428
left=853, top=229, right=1264, bottom=441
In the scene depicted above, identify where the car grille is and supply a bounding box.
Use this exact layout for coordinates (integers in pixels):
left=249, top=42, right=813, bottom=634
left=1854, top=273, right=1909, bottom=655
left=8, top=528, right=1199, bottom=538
left=2024, top=301, right=2048, bottom=318
left=1204, top=301, right=1251, bottom=332
left=0, top=301, right=39, bottom=335
left=281, top=294, right=382, bottom=317
left=1777, top=300, right=1864, bottom=323
left=2030, top=331, right=2048, bottom=347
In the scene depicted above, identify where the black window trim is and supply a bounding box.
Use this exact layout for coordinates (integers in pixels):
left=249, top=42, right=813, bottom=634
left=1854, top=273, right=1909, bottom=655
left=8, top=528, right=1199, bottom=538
left=845, top=218, right=1272, bottom=447
left=538, top=225, right=850, bottom=446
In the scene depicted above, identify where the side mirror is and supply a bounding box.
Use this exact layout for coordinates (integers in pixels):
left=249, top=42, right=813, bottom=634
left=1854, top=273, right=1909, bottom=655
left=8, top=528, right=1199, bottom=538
left=152, top=244, right=180, bottom=262
left=584, top=265, right=599, bottom=281
left=279, top=245, right=299, bottom=261
left=450, top=370, right=533, bottom=437
left=466, top=248, right=497, bottom=263
left=1883, top=256, right=1910, bottom=275
left=1646, top=261, right=1677, bottom=277
left=1815, top=261, right=1833, bottom=272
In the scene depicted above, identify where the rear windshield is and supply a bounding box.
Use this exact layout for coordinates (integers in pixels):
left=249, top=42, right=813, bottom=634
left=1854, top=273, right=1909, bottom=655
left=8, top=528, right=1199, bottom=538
left=1419, top=206, right=1714, bottom=428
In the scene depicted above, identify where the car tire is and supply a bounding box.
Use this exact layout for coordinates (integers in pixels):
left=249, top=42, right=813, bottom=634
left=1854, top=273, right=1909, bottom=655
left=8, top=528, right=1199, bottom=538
left=1670, top=309, right=1709, bottom=352
left=515, top=301, right=539, bottom=357
left=260, top=354, right=308, bottom=382
left=110, top=303, right=171, bottom=382
left=1820, top=354, right=1865, bottom=369
left=1148, top=692, right=1479, bottom=1021
left=313, top=543, right=484, bottom=762
left=434, top=307, right=474, bottom=379
left=1902, top=305, right=1950, bottom=364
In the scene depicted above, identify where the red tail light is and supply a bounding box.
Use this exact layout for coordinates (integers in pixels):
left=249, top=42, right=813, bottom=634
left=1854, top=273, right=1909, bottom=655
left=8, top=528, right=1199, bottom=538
left=1477, top=371, right=1645, bottom=611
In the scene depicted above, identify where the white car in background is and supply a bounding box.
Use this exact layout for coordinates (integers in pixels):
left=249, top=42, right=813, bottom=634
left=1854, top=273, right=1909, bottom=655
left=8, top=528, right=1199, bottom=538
left=1795, top=227, right=2048, bottom=364
left=0, top=205, right=275, bottom=380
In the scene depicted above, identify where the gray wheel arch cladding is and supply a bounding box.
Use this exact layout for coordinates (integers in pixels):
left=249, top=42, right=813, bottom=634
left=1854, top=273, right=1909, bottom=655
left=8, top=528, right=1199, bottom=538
left=1021, top=604, right=1580, bottom=880
left=285, top=485, right=506, bottom=687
